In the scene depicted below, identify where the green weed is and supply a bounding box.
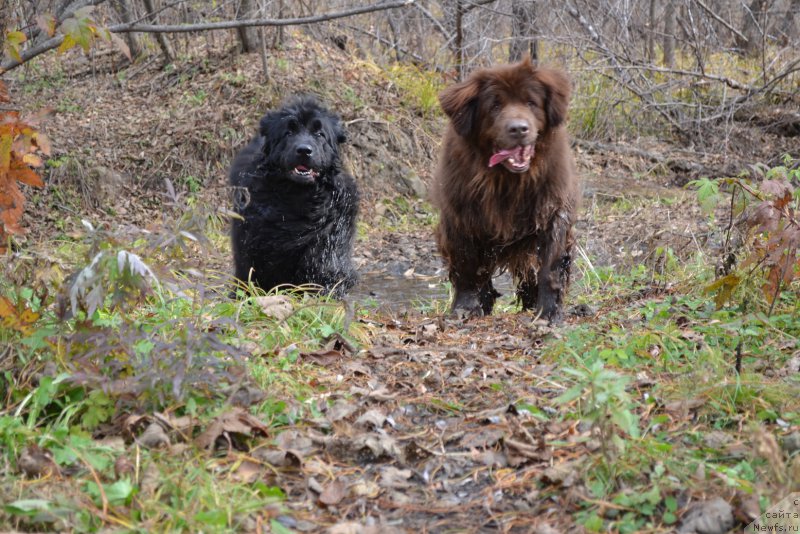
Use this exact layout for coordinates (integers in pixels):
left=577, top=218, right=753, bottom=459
left=375, top=195, right=437, bottom=232
left=385, top=64, right=445, bottom=117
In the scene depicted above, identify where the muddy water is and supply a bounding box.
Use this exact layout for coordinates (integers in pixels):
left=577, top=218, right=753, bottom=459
left=350, top=270, right=515, bottom=312
left=351, top=170, right=690, bottom=312
left=350, top=271, right=448, bottom=311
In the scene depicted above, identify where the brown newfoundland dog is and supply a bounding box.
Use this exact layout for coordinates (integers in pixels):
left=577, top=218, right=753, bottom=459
left=432, top=58, right=580, bottom=323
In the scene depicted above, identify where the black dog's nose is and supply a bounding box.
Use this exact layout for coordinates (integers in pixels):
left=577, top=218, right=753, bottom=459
left=296, top=144, right=313, bottom=157
left=507, top=120, right=530, bottom=137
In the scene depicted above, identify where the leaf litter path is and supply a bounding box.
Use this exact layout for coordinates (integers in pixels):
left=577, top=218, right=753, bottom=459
left=247, top=313, right=584, bottom=533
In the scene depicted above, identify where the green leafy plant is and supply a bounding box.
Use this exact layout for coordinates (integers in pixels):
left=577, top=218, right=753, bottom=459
left=556, top=360, right=640, bottom=463
left=691, top=156, right=799, bottom=314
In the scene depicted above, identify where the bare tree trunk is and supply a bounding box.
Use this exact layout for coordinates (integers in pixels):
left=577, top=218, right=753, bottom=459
left=111, top=0, right=141, bottom=59
left=274, top=0, right=285, bottom=48
left=142, top=0, right=174, bottom=64
left=646, top=0, right=656, bottom=62
left=663, top=0, right=676, bottom=67
left=387, top=12, right=402, bottom=62
left=257, top=0, right=268, bottom=81
left=455, top=1, right=464, bottom=78
left=779, top=0, right=800, bottom=44
left=738, top=0, right=767, bottom=55
left=0, top=2, right=9, bottom=54
left=509, top=0, right=537, bottom=63
left=236, top=0, right=258, bottom=53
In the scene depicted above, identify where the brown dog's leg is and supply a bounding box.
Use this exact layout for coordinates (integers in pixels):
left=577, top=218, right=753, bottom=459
left=519, top=211, right=573, bottom=323
left=440, top=232, right=498, bottom=316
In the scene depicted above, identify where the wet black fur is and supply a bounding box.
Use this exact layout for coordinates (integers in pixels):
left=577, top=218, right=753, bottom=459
left=229, top=95, right=359, bottom=296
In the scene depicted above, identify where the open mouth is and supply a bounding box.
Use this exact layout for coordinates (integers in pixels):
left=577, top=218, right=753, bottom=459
left=488, top=144, right=534, bottom=173
left=291, top=165, right=319, bottom=182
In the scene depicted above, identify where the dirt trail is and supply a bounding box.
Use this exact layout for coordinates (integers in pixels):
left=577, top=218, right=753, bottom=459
left=261, top=313, right=579, bottom=532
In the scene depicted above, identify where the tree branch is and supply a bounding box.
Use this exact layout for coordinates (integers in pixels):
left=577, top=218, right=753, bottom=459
left=116, top=0, right=415, bottom=33
left=1, top=0, right=415, bottom=72
left=694, top=0, right=749, bottom=45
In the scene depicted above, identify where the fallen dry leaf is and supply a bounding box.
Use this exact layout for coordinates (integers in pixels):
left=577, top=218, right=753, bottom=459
left=195, top=407, right=270, bottom=450
left=254, top=295, right=293, bottom=320
left=114, top=455, right=135, bottom=478
left=137, top=422, right=170, bottom=449
left=18, top=445, right=60, bottom=478
left=319, top=479, right=347, bottom=505
left=379, top=466, right=413, bottom=489
left=351, top=479, right=381, bottom=498
left=326, top=399, right=359, bottom=422
left=252, top=447, right=303, bottom=468
left=232, top=459, right=263, bottom=484
left=664, top=398, right=706, bottom=416
left=355, top=409, right=387, bottom=430
left=302, top=349, right=345, bottom=367
left=678, top=497, right=734, bottom=534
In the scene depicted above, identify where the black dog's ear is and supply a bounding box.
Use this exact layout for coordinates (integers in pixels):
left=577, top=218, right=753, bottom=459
left=258, top=110, right=281, bottom=138
left=336, top=123, right=347, bottom=145
left=439, top=77, right=480, bottom=138
left=535, top=67, right=571, bottom=128
left=335, top=120, right=347, bottom=145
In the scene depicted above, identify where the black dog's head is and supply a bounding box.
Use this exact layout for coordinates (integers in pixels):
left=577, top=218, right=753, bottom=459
left=259, top=95, right=347, bottom=185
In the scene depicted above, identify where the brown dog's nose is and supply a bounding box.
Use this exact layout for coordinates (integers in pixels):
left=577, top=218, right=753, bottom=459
left=507, top=119, right=530, bottom=138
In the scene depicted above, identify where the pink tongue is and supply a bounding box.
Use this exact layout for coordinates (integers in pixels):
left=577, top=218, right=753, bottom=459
left=489, top=146, right=523, bottom=167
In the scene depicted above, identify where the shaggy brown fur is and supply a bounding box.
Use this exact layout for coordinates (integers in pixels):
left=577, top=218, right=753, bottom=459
left=432, top=58, right=580, bottom=323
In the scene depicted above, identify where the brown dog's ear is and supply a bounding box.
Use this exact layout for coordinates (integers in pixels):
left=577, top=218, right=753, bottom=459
left=536, top=67, right=571, bottom=128
left=439, top=77, right=480, bottom=138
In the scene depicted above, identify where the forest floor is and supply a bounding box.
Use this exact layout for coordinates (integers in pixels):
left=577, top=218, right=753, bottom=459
left=2, top=32, right=799, bottom=533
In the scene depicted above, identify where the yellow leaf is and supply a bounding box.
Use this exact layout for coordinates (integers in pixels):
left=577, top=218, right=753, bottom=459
left=22, top=153, right=43, bottom=167
left=36, top=14, right=58, bottom=37
left=0, top=295, right=40, bottom=335
left=0, top=296, right=14, bottom=319
left=32, top=133, right=51, bottom=156
left=0, top=134, right=11, bottom=171
left=58, top=34, right=77, bottom=54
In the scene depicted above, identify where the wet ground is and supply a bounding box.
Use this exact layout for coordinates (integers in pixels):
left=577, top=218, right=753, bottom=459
left=348, top=164, right=703, bottom=315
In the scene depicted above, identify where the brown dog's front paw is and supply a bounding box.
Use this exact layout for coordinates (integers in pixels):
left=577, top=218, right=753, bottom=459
left=451, top=290, right=484, bottom=319
left=537, top=290, right=564, bottom=325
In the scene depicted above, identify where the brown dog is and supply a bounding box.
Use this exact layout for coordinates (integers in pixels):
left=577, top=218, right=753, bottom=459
left=432, top=58, right=580, bottom=323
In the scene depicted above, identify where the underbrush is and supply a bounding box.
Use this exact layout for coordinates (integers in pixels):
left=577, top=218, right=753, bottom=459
left=539, top=157, right=799, bottom=532
left=1, top=55, right=798, bottom=529
left=0, top=190, right=364, bottom=532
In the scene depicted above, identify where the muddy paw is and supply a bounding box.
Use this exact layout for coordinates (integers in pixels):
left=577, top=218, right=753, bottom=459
left=451, top=290, right=484, bottom=319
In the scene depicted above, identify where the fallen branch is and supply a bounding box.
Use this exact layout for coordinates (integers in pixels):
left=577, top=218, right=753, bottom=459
left=573, top=138, right=731, bottom=177
left=1, top=0, right=415, bottom=72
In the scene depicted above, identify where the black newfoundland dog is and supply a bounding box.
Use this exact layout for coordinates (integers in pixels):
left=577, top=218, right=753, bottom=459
left=229, top=95, right=359, bottom=297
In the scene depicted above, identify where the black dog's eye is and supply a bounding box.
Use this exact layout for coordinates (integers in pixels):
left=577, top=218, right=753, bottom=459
left=285, top=118, right=299, bottom=136
left=311, top=119, right=325, bottom=137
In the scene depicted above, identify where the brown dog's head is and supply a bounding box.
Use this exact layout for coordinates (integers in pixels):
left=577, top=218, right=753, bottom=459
left=439, top=58, right=571, bottom=174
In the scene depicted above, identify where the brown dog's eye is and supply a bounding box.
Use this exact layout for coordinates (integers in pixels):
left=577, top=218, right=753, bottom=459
left=527, top=101, right=537, bottom=108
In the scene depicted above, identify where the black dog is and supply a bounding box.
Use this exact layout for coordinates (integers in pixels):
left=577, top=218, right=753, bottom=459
left=229, top=95, right=359, bottom=296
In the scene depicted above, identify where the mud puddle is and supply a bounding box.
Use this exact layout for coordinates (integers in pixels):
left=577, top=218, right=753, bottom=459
left=351, top=270, right=516, bottom=313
